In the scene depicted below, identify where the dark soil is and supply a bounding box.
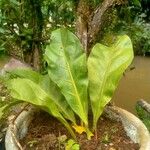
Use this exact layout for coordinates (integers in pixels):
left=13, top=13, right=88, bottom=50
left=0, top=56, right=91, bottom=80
left=20, top=111, right=140, bottom=150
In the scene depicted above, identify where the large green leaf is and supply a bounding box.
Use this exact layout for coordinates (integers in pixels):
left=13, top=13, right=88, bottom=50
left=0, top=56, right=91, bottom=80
left=7, top=78, right=61, bottom=116
left=7, top=78, right=76, bottom=139
left=45, top=28, right=88, bottom=125
left=88, top=35, right=134, bottom=130
left=40, top=75, right=76, bottom=123
left=6, top=68, right=76, bottom=123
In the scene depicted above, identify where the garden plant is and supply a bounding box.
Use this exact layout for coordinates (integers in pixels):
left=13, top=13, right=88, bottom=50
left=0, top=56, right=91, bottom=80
left=0, top=28, right=133, bottom=140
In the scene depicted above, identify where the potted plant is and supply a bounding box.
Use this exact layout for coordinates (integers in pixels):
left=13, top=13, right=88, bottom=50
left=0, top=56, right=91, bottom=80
left=1, top=28, right=150, bottom=149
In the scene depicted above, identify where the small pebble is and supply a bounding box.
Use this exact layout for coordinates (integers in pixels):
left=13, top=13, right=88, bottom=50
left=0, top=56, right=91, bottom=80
left=109, top=143, right=114, bottom=146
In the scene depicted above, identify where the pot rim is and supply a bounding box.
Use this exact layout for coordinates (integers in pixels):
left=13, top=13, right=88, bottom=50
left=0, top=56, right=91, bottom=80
left=105, top=106, right=150, bottom=150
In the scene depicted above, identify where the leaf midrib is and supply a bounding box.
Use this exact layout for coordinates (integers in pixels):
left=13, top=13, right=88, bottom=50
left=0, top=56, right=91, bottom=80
left=60, top=36, right=87, bottom=124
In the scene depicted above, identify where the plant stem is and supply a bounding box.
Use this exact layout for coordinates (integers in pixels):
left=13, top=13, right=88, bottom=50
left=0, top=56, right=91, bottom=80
left=94, top=129, right=98, bottom=140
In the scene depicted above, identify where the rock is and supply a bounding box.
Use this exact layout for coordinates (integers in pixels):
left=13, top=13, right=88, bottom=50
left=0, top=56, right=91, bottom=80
left=136, top=99, right=150, bottom=131
left=136, top=99, right=150, bottom=113
left=109, top=143, right=114, bottom=146
left=0, top=58, right=30, bottom=76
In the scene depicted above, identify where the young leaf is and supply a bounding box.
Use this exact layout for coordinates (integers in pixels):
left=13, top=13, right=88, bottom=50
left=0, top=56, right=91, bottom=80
left=88, top=35, right=134, bottom=130
left=45, top=28, right=88, bottom=125
left=65, top=139, right=80, bottom=150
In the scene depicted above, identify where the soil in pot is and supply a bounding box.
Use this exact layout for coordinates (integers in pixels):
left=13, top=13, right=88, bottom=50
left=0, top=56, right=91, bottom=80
left=20, top=111, right=140, bottom=150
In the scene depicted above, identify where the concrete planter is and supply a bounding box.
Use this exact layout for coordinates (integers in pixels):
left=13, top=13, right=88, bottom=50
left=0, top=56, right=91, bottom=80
left=5, top=106, right=35, bottom=150
left=5, top=106, right=150, bottom=150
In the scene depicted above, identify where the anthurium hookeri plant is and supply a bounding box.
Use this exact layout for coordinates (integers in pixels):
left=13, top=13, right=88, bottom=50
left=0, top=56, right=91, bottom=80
left=0, top=28, right=133, bottom=140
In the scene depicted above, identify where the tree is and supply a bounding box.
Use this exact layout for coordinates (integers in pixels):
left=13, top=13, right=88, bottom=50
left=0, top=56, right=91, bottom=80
left=0, top=0, right=139, bottom=68
left=0, top=0, right=74, bottom=69
left=0, top=0, right=44, bottom=69
left=75, top=0, right=129, bottom=55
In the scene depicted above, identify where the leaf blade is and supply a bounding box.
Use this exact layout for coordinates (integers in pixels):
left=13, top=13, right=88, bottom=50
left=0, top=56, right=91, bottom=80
left=45, top=28, right=88, bottom=125
left=88, top=35, right=134, bottom=130
left=5, top=68, right=76, bottom=124
left=40, top=75, right=76, bottom=123
left=7, top=78, right=76, bottom=138
left=5, top=68, right=41, bottom=83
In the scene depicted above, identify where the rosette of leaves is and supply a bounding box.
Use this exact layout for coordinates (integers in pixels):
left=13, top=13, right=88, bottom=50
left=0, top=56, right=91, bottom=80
left=1, top=28, right=133, bottom=139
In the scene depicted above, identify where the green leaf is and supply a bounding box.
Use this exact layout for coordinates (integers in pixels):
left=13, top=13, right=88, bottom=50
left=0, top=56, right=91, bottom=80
left=65, top=139, right=80, bottom=150
left=7, top=78, right=76, bottom=139
left=40, top=75, right=76, bottom=123
left=10, top=0, right=20, bottom=6
left=132, top=0, right=141, bottom=7
left=88, top=35, right=134, bottom=130
left=6, top=68, right=42, bottom=83
left=6, top=68, right=76, bottom=123
left=7, top=78, right=60, bottom=115
left=0, top=27, right=5, bottom=33
left=45, top=28, right=88, bottom=125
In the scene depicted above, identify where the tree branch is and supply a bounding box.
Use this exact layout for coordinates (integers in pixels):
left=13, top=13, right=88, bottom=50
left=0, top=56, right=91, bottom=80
left=75, top=0, right=127, bottom=54
left=88, top=0, right=117, bottom=47
left=75, top=0, right=91, bottom=55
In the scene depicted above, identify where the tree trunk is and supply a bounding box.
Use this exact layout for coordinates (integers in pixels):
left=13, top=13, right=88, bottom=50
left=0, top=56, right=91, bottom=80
left=76, top=0, right=126, bottom=55
left=33, top=44, right=40, bottom=70
left=76, top=0, right=90, bottom=55
left=88, top=0, right=116, bottom=46
left=24, top=0, right=43, bottom=70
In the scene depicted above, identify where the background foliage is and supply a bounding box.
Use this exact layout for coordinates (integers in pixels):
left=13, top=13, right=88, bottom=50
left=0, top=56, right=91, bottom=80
left=0, top=0, right=75, bottom=68
left=101, top=0, right=150, bottom=55
left=0, top=0, right=149, bottom=66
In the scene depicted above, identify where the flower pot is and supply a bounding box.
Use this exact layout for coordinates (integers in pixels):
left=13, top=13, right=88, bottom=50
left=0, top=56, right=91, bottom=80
left=5, top=106, right=35, bottom=150
left=5, top=106, right=150, bottom=150
left=104, top=106, right=150, bottom=150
